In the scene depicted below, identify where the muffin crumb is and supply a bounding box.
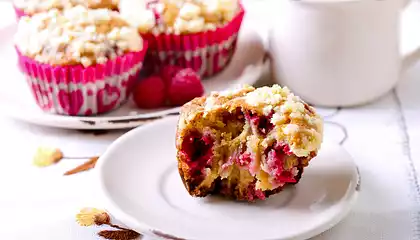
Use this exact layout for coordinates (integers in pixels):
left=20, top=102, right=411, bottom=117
left=119, top=0, right=241, bottom=34
left=13, top=0, right=119, bottom=15
left=14, top=6, right=143, bottom=67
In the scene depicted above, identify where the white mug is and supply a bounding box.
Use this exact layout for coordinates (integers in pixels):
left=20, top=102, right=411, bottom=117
left=269, top=0, right=420, bottom=107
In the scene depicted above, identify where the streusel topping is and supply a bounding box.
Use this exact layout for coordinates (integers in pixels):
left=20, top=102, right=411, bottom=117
left=119, top=0, right=241, bottom=34
left=14, top=6, right=144, bottom=67
left=14, top=0, right=119, bottom=15
left=245, top=85, right=323, bottom=157
left=183, top=84, right=323, bottom=157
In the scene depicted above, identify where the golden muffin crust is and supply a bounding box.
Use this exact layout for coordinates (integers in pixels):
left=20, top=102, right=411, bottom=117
left=176, top=85, right=323, bottom=201
left=14, top=6, right=143, bottom=67
left=14, top=0, right=119, bottom=15
left=119, top=0, right=241, bottom=34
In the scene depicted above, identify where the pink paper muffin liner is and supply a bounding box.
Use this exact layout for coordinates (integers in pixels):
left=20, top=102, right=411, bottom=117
left=15, top=42, right=148, bottom=116
left=14, top=6, right=28, bottom=21
left=141, top=6, right=245, bottom=78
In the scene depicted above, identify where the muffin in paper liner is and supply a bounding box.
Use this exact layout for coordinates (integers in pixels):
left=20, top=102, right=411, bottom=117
left=15, top=42, right=148, bottom=116
left=141, top=6, right=245, bottom=78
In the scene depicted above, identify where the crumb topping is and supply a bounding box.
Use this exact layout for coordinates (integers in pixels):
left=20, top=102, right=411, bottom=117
left=14, top=0, right=119, bottom=15
left=245, top=85, right=292, bottom=106
left=182, top=84, right=323, bottom=157
left=119, top=0, right=241, bottom=34
left=14, top=6, right=143, bottom=67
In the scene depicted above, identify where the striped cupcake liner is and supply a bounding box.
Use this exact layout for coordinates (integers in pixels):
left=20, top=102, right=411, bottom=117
left=141, top=6, right=245, bottom=78
left=15, top=42, right=148, bottom=116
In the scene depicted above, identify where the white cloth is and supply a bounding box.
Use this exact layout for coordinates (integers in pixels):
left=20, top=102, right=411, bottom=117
left=1, top=1, right=420, bottom=239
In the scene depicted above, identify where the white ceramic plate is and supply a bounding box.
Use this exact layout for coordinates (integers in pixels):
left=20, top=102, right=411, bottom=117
left=97, top=116, right=360, bottom=240
left=0, top=16, right=266, bottom=130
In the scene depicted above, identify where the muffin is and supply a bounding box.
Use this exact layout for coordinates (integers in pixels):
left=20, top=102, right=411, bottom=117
left=13, top=0, right=119, bottom=20
left=119, top=0, right=245, bottom=78
left=14, top=6, right=148, bottom=116
left=176, top=85, right=323, bottom=201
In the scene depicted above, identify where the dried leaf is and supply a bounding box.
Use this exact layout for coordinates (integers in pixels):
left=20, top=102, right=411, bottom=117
left=98, top=229, right=141, bottom=240
left=64, top=156, right=99, bottom=176
left=76, top=207, right=108, bottom=227
left=33, top=147, right=63, bottom=167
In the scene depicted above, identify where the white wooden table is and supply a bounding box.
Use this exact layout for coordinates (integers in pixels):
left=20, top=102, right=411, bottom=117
left=1, top=1, right=420, bottom=239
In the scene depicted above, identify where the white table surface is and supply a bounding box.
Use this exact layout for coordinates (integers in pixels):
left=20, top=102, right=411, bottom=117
left=2, top=1, right=420, bottom=239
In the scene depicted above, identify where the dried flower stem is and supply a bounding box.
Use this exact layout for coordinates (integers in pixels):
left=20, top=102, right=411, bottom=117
left=108, top=223, right=132, bottom=231
left=76, top=208, right=142, bottom=240
left=63, top=156, right=100, bottom=160
left=64, top=156, right=99, bottom=176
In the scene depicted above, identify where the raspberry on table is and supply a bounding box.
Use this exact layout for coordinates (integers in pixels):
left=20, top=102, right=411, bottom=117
left=167, top=68, right=204, bottom=106
left=132, top=75, right=166, bottom=109
left=161, top=65, right=184, bottom=86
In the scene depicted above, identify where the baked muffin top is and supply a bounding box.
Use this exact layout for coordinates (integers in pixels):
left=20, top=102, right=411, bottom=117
left=13, top=0, right=119, bottom=15
left=119, top=0, right=241, bottom=34
left=179, top=84, right=324, bottom=157
left=14, top=6, right=144, bottom=67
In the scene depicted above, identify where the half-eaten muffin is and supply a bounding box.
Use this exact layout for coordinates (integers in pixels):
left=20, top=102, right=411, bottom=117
left=176, top=85, right=323, bottom=201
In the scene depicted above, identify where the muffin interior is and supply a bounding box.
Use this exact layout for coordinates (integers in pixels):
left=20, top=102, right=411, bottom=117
left=179, top=107, right=310, bottom=201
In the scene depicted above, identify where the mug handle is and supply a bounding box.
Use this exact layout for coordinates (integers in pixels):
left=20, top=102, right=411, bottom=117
left=401, top=0, right=420, bottom=71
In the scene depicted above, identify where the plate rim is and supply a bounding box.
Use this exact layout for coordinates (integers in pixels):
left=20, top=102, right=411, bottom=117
left=96, top=116, right=360, bottom=240
left=0, top=22, right=267, bottom=130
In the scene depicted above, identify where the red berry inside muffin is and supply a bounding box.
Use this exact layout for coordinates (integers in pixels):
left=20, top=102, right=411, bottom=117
left=176, top=85, right=323, bottom=201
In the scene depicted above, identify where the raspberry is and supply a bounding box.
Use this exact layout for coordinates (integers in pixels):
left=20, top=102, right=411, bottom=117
left=167, top=68, right=204, bottom=106
left=237, top=153, right=252, bottom=166
left=132, top=75, right=166, bottom=109
left=245, top=111, right=274, bottom=136
left=181, top=131, right=214, bottom=178
left=161, top=65, right=183, bottom=86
